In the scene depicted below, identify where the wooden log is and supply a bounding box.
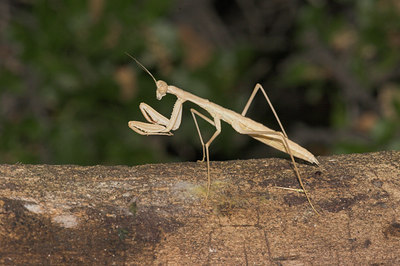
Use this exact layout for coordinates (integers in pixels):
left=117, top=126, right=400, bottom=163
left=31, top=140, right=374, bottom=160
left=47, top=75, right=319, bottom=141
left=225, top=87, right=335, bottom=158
left=1, top=151, right=400, bottom=264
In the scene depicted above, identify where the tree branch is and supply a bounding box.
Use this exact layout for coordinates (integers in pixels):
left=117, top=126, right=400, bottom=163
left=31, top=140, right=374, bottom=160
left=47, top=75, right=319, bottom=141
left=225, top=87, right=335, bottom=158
left=1, top=151, right=400, bottom=264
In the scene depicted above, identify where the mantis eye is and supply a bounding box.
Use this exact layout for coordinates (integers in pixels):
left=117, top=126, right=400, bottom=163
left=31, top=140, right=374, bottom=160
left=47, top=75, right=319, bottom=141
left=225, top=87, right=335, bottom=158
left=156, top=80, right=168, bottom=100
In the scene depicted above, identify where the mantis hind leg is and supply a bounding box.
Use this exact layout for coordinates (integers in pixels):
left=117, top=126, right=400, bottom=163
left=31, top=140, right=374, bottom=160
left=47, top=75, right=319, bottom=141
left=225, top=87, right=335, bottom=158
left=233, top=124, right=319, bottom=214
left=239, top=84, right=319, bottom=214
left=190, top=108, right=221, bottom=198
left=241, top=83, right=288, bottom=137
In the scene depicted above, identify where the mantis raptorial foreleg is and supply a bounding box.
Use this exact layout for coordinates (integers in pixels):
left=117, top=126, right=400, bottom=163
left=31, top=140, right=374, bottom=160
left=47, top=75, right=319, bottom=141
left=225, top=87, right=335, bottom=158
left=128, top=98, right=184, bottom=136
left=140, top=103, right=172, bottom=127
left=190, top=108, right=221, bottom=197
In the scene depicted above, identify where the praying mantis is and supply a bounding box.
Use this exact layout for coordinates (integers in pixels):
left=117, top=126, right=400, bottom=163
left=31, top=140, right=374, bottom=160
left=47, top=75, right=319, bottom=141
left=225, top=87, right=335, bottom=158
left=127, top=54, right=320, bottom=213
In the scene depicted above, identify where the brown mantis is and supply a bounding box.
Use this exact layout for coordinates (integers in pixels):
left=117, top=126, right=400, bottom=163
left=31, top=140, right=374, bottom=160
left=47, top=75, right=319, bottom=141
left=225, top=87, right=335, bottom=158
left=127, top=54, right=320, bottom=213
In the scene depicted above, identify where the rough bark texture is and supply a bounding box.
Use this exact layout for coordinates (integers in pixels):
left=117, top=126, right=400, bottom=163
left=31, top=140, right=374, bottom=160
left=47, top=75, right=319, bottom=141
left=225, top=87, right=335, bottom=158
left=0, top=151, right=399, bottom=265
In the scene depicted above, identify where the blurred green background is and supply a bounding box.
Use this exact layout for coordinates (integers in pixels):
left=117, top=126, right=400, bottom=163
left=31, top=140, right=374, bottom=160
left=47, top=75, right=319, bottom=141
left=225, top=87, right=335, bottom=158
left=1, top=0, right=399, bottom=166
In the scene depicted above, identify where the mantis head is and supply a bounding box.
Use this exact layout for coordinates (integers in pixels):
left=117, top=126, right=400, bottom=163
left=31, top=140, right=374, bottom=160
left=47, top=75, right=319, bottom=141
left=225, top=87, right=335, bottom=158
left=156, top=80, right=168, bottom=100
left=126, top=52, right=169, bottom=101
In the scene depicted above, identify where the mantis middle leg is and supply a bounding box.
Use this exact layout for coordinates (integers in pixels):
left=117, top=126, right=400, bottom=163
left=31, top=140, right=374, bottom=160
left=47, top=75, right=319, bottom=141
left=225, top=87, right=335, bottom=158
left=190, top=108, right=221, bottom=197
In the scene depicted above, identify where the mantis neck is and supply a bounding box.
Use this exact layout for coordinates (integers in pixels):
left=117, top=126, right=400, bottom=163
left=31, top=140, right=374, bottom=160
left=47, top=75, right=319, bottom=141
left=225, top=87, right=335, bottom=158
left=168, top=85, right=211, bottom=109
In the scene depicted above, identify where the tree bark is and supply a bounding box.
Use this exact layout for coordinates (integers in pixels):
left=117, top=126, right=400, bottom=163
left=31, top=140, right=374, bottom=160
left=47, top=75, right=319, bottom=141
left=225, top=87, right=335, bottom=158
left=1, top=151, right=400, bottom=265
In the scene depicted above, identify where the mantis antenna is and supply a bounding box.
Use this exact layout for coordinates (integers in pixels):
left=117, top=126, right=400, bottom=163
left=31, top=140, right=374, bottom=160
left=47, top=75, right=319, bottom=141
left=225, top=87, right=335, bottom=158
left=125, top=52, right=157, bottom=85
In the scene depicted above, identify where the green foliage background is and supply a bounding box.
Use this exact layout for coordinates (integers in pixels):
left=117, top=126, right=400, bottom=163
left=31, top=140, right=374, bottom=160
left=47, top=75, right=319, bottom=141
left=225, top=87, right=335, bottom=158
left=1, top=0, right=399, bottom=166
